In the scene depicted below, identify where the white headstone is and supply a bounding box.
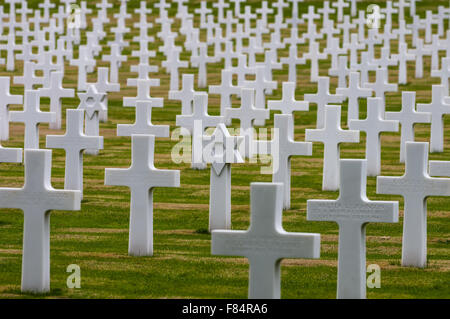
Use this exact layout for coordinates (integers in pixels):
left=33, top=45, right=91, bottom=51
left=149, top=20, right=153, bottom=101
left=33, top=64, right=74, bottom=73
left=349, top=98, right=399, bottom=176
left=431, top=57, right=450, bottom=95
left=0, top=149, right=80, bottom=293
left=209, top=70, right=240, bottom=124
left=336, top=72, right=373, bottom=127
left=102, top=43, right=127, bottom=84
left=105, top=134, right=180, bottom=256
left=191, top=43, right=215, bottom=88
left=203, top=123, right=243, bottom=231
left=385, top=91, right=431, bottom=162
left=212, top=182, right=320, bottom=299
left=162, top=49, right=188, bottom=91
left=308, top=159, right=398, bottom=299
left=124, top=78, right=163, bottom=107
left=304, top=77, right=344, bottom=129
left=225, top=88, right=269, bottom=158
left=0, top=76, right=22, bottom=140
left=363, top=67, right=397, bottom=107
left=392, top=42, right=415, bottom=84
left=268, top=82, right=309, bottom=116
left=305, top=105, right=359, bottom=191
left=169, top=74, right=196, bottom=116
left=14, top=61, right=45, bottom=92
left=77, top=85, right=106, bottom=155
left=377, top=142, right=450, bottom=268
left=46, top=109, right=103, bottom=198
left=9, top=90, right=56, bottom=149
left=417, top=85, right=450, bottom=153
left=117, top=101, right=169, bottom=137
left=243, top=65, right=277, bottom=126
left=176, top=92, right=224, bottom=169
left=70, top=45, right=96, bottom=91
left=38, top=71, right=75, bottom=130
left=409, top=38, right=431, bottom=78
left=258, top=114, right=313, bottom=209
left=93, top=67, right=120, bottom=123
left=280, top=44, right=305, bottom=85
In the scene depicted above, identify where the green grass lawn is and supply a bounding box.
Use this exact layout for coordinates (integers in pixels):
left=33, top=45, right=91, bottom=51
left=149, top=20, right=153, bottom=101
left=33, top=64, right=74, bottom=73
left=0, top=0, right=448, bottom=299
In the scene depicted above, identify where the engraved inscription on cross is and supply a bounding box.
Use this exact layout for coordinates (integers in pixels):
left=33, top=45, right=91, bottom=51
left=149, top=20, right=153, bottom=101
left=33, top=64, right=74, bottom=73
left=105, top=135, right=180, bottom=256
left=308, top=159, right=398, bottom=299
left=0, top=149, right=81, bottom=293
left=212, top=183, right=320, bottom=299
left=377, top=142, right=450, bottom=268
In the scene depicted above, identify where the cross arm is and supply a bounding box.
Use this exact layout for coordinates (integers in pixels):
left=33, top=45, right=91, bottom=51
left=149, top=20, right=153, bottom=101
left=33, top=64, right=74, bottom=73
left=376, top=176, right=405, bottom=196
left=211, top=230, right=249, bottom=257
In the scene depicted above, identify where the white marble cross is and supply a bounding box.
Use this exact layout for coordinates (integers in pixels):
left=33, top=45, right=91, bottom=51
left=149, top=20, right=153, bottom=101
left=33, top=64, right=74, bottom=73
left=0, top=149, right=80, bottom=293
left=410, top=38, right=431, bottom=79
left=38, top=71, right=74, bottom=130
left=304, top=77, right=344, bottom=129
left=46, top=109, right=103, bottom=198
left=35, top=52, right=60, bottom=88
left=303, top=41, right=327, bottom=82
left=105, top=134, right=180, bottom=256
left=124, top=78, right=163, bottom=107
left=162, top=49, right=188, bottom=91
left=70, top=45, right=96, bottom=91
left=10, top=90, right=56, bottom=149
left=203, top=123, right=243, bottom=231
left=93, top=67, right=120, bottom=123
left=225, top=88, right=269, bottom=158
left=118, top=101, right=169, bottom=138
left=102, top=43, right=127, bottom=84
left=229, top=54, right=254, bottom=89
left=431, top=57, right=450, bottom=95
left=371, top=47, right=397, bottom=70
left=257, top=50, right=282, bottom=95
left=306, top=105, right=359, bottom=191
left=325, top=39, right=346, bottom=73
left=364, top=67, right=397, bottom=107
left=280, top=44, right=305, bottom=85
left=377, top=142, right=450, bottom=268
left=268, top=82, right=309, bottom=116
left=336, top=72, right=373, bottom=127
left=258, top=114, right=312, bottom=209
left=191, top=43, right=216, bottom=88
left=169, top=74, right=196, bottom=116
left=308, top=159, right=398, bottom=299
left=385, top=91, right=431, bottom=162
left=195, top=1, right=212, bottom=27
left=332, top=0, right=349, bottom=22
left=77, top=85, right=106, bottom=155
left=212, top=182, right=320, bottom=299
left=176, top=92, right=224, bottom=169
left=417, top=85, right=450, bottom=153
left=0, top=76, right=22, bottom=141
left=329, top=55, right=350, bottom=89
left=243, top=65, right=277, bottom=126
left=209, top=70, right=240, bottom=124
left=349, top=98, right=399, bottom=176
left=355, top=52, right=377, bottom=87
left=392, top=43, right=415, bottom=84
left=14, top=61, right=45, bottom=92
